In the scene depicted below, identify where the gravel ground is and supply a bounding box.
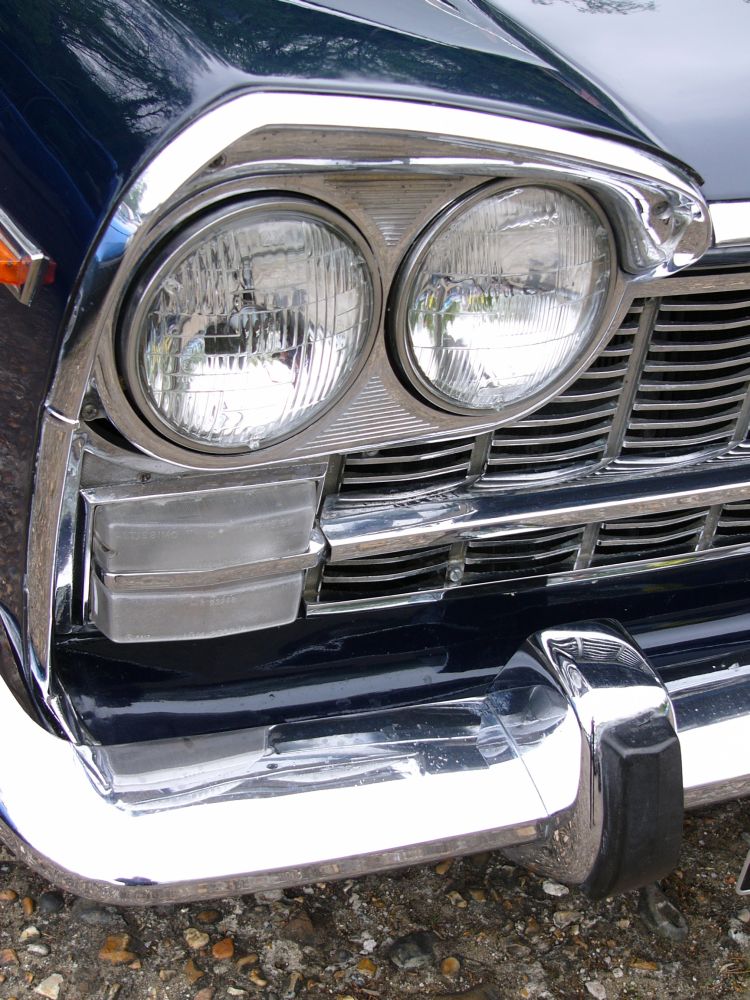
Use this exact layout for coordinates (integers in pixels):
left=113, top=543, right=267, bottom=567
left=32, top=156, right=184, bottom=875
left=2, top=800, right=750, bottom=1000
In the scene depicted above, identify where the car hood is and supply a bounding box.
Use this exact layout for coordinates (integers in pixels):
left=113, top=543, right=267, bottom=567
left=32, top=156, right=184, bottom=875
left=482, top=0, right=750, bottom=201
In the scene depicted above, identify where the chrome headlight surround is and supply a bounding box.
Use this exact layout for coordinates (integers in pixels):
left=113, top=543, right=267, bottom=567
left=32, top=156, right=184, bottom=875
left=390, top=180, right=615, bottom=417
left=118, top=196, right=379, bottom=455
left=83, top=94, right=710, bottom=475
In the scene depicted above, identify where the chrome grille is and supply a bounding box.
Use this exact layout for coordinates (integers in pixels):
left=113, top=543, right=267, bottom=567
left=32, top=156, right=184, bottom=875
left=339, top=437, right=475, bottom=500
left=317, top=546, right=452, bottom=602
left=483, top=303, right=642, bottom=485
left=620, top=290, right=750, bottom=464
left=464, top=527, right=585, bottom=580
left=314, top=273, right=750, bottom=609
left=714, top=499, right=750, bottom=547
left=591, top=509, right=710, bottom=565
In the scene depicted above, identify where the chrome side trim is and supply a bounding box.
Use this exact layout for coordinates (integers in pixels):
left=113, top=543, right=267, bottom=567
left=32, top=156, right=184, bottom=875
left=321, top=465, right=750, bottom=562
left=0, top=206, right=50, bottom=306
left=5, top=619, right=747, bottom=904
left=96, top=533, right=325, bottom=592
left=710, top=201, right=750, bottom=247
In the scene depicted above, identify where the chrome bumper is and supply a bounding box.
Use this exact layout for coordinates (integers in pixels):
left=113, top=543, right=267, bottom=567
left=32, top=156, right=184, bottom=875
left=0, top=620, right=748, bottom=904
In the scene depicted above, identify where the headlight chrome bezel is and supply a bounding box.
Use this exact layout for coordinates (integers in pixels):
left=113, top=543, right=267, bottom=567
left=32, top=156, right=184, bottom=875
left=118, top=196, right=382, bottom=455
left=389, top=179, right=618, bottom=419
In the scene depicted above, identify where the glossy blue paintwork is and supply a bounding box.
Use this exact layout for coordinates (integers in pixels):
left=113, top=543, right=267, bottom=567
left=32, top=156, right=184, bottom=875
left=56, top=554, right=750, bottom=743
left=489, top=0, right=750, bottom=200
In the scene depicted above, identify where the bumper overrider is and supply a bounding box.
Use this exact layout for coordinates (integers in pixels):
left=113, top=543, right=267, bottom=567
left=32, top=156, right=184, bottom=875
left=0, top=620, right=747, bottom=904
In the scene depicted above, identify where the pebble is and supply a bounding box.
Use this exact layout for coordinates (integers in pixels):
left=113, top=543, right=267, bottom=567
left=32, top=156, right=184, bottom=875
left=98, top=934, right=136, bottom=965
left=37, top=893, right=64, bottom=915
left=28, top=944, right=51, bottom=957
left=19, top=925, right=41, bottom=941
left=281, top=912, right=319, bottom=945
left=228, top=990, right=248, bottom=997
left=585, top=982, right=607, bottom=999
left=285, top=971, right=304, bottom=997
left=440, top=956, right=461, bottom=976
left=0, top=949, right=18, bottom=965
left=158, top=970, right=177, bottom=982
left=357, top=957, right=376, bottom=976
left=447, top=890, right=468, bottom=908
left=435, top=859, right=453, bottom=876
left=185, top=958, right=204, bottom=983
left=728, top=918, right=750, bottom=948
left=542, top=881, right=570, bottom=898
left=612, top=968, right=624, bottom=979
left=255, top=889, right=284, bottom=903
left=194, top=989, right=214, bottom=1000
left=630, top=959, right=660, bottom=973
left=739, top=908, right=750, bottom=924
left=212, top=937, right=234, bottom=960
left=34, top=974, right=63, bottom=1000
left=237, top=954, right=259, bottom=969
left=196, top=909, right=221, bottom=925
left=22, top=896, right=36, bottom=917
left=468, top=888, right=487, bottom=903
left=184, top=927, right=210, bottom=950
left=0, top=889, right=18, bottom=902
left=248, top=968, right=269, bottom=987
left=70, top=899, right=124, bottom=929
left=553, top=910, right=583, bottom=929
left=388, top=930, right=436, bottom=970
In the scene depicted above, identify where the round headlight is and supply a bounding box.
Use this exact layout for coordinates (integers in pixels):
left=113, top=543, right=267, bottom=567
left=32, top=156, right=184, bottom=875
left=121, top=199, right=376, bottom=452
left=392, top=184, right=612, bottom=414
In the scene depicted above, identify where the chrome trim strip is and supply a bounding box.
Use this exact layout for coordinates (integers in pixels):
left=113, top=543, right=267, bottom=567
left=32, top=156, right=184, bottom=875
left=96, top=534, right=325, bottom=592
left=2, top=619, right=745, bottom=904
left=710, top=201, right=750, bottom=247
left=0, top=206, right=50, bottom=306
left=321, top=466, right=750, bottom=562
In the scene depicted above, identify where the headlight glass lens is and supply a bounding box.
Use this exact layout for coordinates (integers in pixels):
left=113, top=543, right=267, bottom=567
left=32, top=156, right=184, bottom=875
left=126, top=202, right=374, bottom=451
left=399, top=185, right=611, bottom=412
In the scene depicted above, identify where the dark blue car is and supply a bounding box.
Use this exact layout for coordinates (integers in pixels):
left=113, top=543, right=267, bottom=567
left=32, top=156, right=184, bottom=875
left=0, top=0, right=748, bottom=903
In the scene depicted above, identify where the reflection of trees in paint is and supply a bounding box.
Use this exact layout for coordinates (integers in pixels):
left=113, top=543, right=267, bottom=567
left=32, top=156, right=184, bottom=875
left=531, top=0, right=655, bottom=12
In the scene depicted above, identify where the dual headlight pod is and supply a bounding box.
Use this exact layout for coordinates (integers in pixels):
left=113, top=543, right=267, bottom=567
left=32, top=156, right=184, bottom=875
left=120, top=184, right=613, bottom=452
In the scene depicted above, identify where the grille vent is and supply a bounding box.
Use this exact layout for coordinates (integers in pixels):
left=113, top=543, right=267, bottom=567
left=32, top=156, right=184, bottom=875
left=620, top=290, right=750, bottom=464
left=484, top=302, right=642, bottom=485
left=591, top=509, right=709, bottom=565
left=318, top=546, right=452, bottom=602
left=464, top=526, right=585, bottom=580
left=339, top=437, right=475, bottom=500
left=714, top=500, right=750, bottom=547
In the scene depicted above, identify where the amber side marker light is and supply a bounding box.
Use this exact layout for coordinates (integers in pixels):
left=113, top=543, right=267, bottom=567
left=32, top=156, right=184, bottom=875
left=0, top=209, right=54, bottom=305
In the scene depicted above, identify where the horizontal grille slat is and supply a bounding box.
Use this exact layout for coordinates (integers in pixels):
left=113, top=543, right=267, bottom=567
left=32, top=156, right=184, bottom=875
left=338, top=436, right=475, bottom=500
left=318, top=546, right=451, bottom=600
left=590, top=509, right=709, bottom=566
left=465, top=527, right=584, bottom=580
left=620, top=287, right=750, bottom=464
left=481, top=307, right=642, bottom=487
